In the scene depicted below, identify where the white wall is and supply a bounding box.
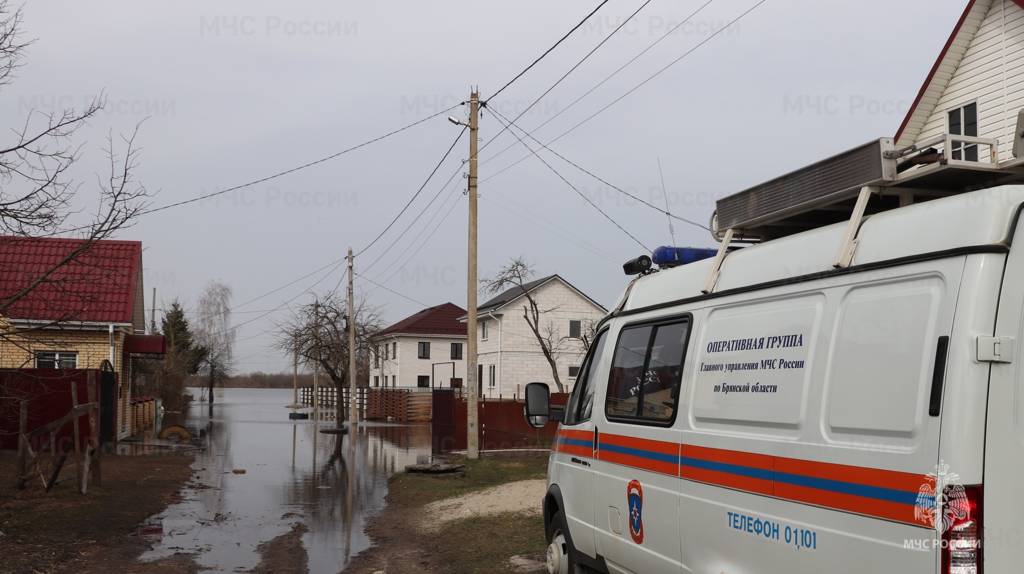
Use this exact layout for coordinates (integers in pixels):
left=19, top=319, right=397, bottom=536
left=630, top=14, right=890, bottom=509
left=368, top=334, right=466, bottom=389
left=477, top=279, right=605, bottom=398
left=915, top=0, right=1024, bottom=162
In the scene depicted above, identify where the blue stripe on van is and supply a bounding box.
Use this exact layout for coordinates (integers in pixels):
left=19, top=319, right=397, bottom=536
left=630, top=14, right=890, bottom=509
left=600, top=442, right=680, bottom=464
left=558, top=438, right=593, bottom=450
left=681, top=457, right=934, bottom=508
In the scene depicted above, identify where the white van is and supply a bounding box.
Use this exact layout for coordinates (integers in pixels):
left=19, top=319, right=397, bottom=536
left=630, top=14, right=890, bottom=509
left=524, top=185, right=1024, bottom=574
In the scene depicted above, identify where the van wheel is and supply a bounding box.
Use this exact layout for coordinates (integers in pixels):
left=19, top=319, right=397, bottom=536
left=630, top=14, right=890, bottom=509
left=546, top=511, right=585, bottom=574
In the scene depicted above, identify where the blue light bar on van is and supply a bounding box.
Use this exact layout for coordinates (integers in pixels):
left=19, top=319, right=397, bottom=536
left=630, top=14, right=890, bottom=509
left=652, top=246, right=718, bottom=268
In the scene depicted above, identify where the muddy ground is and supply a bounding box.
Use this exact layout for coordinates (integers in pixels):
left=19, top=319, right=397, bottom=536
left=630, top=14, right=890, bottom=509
left=345, top=454, right=549, bottom=574
left=0, top=451, right=198, bottom=574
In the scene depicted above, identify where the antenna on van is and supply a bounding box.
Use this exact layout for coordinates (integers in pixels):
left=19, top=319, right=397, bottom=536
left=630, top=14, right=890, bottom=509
left=657, top=157, right=677, bottom=246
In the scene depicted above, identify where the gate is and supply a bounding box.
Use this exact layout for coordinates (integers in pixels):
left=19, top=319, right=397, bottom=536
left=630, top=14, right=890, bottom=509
left=99, top=360, right=117, bottom=445
left=431, top=389, right=459, bottom=452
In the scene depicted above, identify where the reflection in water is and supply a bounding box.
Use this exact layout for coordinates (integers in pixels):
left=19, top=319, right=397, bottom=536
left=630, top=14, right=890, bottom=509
left=141, top=388, right=431, bottom=573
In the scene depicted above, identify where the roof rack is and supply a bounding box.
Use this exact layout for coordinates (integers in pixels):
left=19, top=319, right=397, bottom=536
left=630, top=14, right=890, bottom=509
left=713, top=135, right=1024, bottom=242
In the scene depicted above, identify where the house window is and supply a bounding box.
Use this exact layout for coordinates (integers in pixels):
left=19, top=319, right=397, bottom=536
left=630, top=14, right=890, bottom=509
left=373, top=375, right=380, bottom=387
left=605, top=318, right=690, bottom=424
left=481, top=321, right=489, bottom=341
left=36, top=351, right=78, bottom=369
left=391, top=375, right=396, bottom=387
left=374, top=347, right=380, bottom=368
left=488, top=365, right=496, bottom=388
left=418, top=342, right=430, bottom=359
left=417, top=375, right=430, bottom=388
left=451, top=342, right=463, bottom=360
left=383, top=344, right=389, bottom=361
left=392, top=342, right=397, bottom=359
left=568, top=365, right=581, bottom=378
left=949, top=102, right=978, bottom=161
left=569, top=320, right=582, bottom=339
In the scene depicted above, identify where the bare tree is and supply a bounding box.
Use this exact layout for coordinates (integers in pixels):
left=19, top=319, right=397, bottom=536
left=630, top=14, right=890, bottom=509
left=275, top=294, right=382, bottom=426
left=578, top=319, right=599, bottom=353
left=483, top=258, right=571, bottom=393
left=0, top=1, right=148, bottom=317
left=195, top=282, right=234, bottom=411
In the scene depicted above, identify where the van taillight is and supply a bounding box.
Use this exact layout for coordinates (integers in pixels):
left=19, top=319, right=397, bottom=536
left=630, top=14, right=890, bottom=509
left=942, top=485, right=982, bottom=574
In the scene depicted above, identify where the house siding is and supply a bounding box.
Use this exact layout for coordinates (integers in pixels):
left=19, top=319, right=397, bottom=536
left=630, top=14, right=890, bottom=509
left=368, top=334, right=467, bottom=389
left=915, top=0, right=1024, bottom=162
left=477, top=279, right=605, bottom=399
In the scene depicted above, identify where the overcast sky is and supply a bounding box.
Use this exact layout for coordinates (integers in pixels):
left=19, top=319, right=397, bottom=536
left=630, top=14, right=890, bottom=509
left=6, top=0, right=966, bottom=372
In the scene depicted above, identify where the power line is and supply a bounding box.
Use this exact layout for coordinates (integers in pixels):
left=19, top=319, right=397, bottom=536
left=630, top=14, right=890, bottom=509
left=480, top=0, right=718, bottom=170
left=488, top=0, right=612, bottom=102
left=488, top=106, right=650, bottom=252
left=484, top=104, right=710, bottom=232
left=354, top=271, right=430, bottom=308
left=378, top=183, right=464, bottom=285
left=216, top=261, right=344, bottom=337
left=480, top=0, right=657, bottom=157
left=46, top=105, right=464, bottom=237
left=487, top=0, right=766, bottom=185
left=354, top=125, right=467, bottom=258
left=360, top=159, right=465, bottom=274
left=375, top=174, right=463, bottom=283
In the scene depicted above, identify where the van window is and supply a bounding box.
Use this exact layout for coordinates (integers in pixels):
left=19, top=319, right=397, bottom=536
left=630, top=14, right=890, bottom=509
left=564, top=330, right=607, bottom=425
left=605, top=318, right=690, bottom=424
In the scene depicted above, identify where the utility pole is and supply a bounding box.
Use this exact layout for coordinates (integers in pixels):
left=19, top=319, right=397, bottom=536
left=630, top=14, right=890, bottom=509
left=313, top=298, right=320, bottom=423
left=347, top=248, right=358, bottom=426
left=292, top=333, right=299, bottom=409
left=150, top=287, right=157, bottom=335
left=466, top=89, right=481, bottom=460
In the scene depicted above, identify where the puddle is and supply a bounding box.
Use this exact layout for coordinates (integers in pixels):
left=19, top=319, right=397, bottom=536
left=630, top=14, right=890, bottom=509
left=140, top=388, right=431, bottom=573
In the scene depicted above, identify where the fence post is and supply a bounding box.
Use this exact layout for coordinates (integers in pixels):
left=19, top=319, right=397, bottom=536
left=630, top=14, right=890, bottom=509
left=86, top=371, right=101, bottom=488
left=16, top=400, right=27, bottom=489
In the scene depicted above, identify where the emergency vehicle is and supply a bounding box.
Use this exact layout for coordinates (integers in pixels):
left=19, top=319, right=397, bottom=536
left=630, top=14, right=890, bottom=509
left=525, top=179, right=1024, bottom=573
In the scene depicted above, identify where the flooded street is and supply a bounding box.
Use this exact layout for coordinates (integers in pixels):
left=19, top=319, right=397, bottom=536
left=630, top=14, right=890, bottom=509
left=141, top=388, right=432, bottom=573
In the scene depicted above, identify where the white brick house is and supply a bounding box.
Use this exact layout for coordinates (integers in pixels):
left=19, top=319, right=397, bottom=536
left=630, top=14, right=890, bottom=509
left=369, top=302, right=467, bottom=390
left=465, top=275, right=607, bottom=399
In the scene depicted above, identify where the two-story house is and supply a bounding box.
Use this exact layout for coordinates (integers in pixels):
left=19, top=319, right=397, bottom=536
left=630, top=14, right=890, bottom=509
left=467, top=275, right=606, bottom=399
left=369, top=302, right=467, bottom=389
left=0, top=236, right=164, bottom=439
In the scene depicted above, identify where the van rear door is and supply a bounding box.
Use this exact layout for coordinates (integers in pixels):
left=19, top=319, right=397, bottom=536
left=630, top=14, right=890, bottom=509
left=985, top=226, right=1024, bottom=572
left=679, top=259, right=965, bottom=573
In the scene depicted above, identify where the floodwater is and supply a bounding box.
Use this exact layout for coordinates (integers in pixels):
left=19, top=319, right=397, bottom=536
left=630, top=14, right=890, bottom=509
left=140, top=388, right=432, bottom=573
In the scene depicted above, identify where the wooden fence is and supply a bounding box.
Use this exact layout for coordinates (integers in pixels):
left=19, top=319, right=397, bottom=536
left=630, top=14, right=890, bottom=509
left=7, top=371, right=103, bottom=493
left=431, top=389, right=569, bottom=453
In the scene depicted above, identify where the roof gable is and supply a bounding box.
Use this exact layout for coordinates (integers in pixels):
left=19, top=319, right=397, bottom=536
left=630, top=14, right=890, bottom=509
left=0, top=237, right=143, bottom=325
left=895, top=0, right=1024, bottom=147
left=375, top=302, right=467, bottom=338
left=476, top=275, right=607, bottom=315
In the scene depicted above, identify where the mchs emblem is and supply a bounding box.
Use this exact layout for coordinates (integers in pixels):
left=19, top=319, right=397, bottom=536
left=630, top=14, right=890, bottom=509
left=627, top=480, right=645, bottom=544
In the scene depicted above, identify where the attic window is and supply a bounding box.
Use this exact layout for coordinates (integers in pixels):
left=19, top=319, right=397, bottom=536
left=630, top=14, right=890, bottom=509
left=569, top=320, right=582, bottom=339
left=948, top=102, right=978, bottom=161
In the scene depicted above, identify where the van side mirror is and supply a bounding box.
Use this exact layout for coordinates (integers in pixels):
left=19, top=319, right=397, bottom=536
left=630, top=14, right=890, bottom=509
left=524, top=382, right=552, bottom=429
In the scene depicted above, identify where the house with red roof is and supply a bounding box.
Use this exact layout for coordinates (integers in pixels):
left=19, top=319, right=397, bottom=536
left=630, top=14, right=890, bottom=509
left=369, top=302, right=467, bottom=390
left=0, top=236, right=164, bottom=439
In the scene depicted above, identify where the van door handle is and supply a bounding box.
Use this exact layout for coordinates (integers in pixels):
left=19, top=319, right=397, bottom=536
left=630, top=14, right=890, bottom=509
left=928, top=336, right=950, bottom=417
left=593, top=427, right=599, bottom=454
